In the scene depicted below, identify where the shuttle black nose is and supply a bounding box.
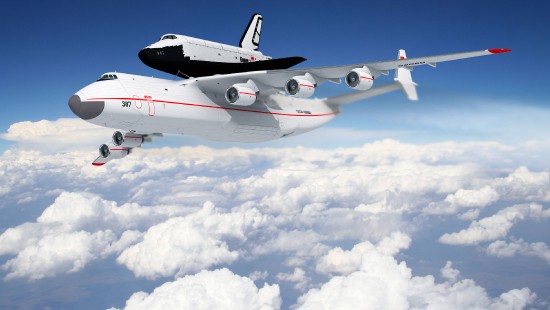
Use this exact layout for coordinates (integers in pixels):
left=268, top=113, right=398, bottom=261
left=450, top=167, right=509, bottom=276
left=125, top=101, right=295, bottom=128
left=68, top=95, right=105, bottom=120
left=138, top=49, right=151, bottom=64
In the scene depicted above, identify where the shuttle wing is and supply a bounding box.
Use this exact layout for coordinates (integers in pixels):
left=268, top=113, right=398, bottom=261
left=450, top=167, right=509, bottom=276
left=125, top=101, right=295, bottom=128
left=195, top=48, right=510, bottom=98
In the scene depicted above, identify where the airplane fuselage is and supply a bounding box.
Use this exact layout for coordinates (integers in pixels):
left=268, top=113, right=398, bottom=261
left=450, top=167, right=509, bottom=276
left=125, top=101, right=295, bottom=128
left=69, top=47, right=510, bottom=165
left=138, top=34, right=306, bottom=77
left=70, top=73, right=337, bottom=143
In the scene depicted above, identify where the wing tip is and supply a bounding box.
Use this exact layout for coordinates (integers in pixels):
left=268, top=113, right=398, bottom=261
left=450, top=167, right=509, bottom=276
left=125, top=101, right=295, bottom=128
left=488, top=48, right=512, bottom=54
left=92, top=162, right=105, bottom=166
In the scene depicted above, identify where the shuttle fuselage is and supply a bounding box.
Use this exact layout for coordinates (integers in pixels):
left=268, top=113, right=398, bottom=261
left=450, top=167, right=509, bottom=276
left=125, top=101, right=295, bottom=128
left=138, top=34, right=305, bottom=78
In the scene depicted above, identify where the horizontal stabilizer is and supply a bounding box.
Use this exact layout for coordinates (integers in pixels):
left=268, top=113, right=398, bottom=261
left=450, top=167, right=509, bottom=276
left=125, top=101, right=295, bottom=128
left=325, top=83, right=401, bottom=105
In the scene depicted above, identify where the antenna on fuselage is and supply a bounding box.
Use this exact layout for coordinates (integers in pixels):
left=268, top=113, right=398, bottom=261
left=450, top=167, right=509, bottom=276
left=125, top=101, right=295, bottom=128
left=174, top=70, right=192, bottom=80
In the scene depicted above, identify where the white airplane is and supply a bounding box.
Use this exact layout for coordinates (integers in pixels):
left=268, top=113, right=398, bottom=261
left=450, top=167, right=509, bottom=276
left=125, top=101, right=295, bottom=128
left=138, top=13, right=306, bottom=78
left=69, top=48, right=511, bottom=166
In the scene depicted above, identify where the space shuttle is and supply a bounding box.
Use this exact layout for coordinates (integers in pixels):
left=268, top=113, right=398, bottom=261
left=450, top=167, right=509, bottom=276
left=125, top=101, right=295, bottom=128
left=138, top=14, right=306, bottom=78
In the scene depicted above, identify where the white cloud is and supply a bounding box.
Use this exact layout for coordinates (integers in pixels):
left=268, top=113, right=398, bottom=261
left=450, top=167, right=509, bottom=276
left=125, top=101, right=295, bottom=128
left=276, top=267, right=310, bottom=290
left=249, top=270, right=269, bottom=282
left=486, top=239, right=550, bottom=264
left=423, top=166, right=550, bottom=217
left=444, top=185, right=499, bottom=208
left=439, top=203, right=550, bottom=245
left=491, top=167, right=550, bottom=202
left=315, top=232, right=411, bottom=275
left=2, top=230, right=115, bottom=281
left=117, top=202, right=267, bottom=279
left=123, top=268, right=281, bottom=310
left=300, top=250, right=536, bottom=310
left=458, top=208, right=480, bottom=220
left=252, top=230, right=329, bottom=267
left=0, top=191, right=184, bottom=280
left=0, top=118, right=112, bottom=153
left=440, top=261, right=460, bottom=282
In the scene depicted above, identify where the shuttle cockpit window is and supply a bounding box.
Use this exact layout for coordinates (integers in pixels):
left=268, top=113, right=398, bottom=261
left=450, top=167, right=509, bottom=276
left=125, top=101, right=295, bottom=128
left=97, top=74, right=118, bottom=81
left=160, top=34, right=177, bottom=40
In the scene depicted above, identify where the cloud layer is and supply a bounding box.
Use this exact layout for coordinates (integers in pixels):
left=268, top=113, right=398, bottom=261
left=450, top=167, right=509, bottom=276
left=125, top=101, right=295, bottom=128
left=1, top=118, right=549, bottom=309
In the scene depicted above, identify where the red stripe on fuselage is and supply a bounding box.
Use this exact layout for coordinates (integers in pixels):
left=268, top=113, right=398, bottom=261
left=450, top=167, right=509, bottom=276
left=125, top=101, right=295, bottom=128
left=239, top=92, right=256, bottom=96
left=86, top=97, right=337, bottom=117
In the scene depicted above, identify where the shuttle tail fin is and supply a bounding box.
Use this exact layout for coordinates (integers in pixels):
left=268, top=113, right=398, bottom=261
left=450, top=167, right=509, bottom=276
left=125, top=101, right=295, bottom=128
left=240, top=13, right=262, bottom=51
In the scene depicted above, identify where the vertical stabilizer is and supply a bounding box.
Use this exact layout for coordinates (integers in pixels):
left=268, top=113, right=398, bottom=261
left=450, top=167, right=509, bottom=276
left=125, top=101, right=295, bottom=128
left=240, top=13, right=262, bottom=51
left=394, top=49, right=419, bottom=101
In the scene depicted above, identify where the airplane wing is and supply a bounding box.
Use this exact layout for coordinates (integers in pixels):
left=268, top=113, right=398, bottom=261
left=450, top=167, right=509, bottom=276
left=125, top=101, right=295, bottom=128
left=195, top=48, right=511, bottom=99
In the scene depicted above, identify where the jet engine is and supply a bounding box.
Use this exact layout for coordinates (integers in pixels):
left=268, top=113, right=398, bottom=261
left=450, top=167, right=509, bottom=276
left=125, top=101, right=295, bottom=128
left=99, top=144, right=128, bottom=160
left=225, top=85, right=257, bottom=106
left=345, top=67, right=374, bottom=90
left=285, top=74, right=316, bottom=98
left=225, top=80, right=260, bottom=106
left=112, top=131, right=143, bottom=148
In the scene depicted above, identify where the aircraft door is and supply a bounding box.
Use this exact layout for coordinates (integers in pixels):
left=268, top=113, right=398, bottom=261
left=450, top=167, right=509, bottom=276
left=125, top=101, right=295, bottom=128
left=132, top=94, right=155, bottom=116
left=145, top=95, right=155, bottom=116
left=133, top=95, right=143, bottom=112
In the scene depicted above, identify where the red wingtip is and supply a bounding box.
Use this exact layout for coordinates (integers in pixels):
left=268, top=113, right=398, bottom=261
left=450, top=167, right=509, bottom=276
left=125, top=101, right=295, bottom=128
left=488, top=48, right=512, bottom=54
left=92, top=162, right=105, bottom=166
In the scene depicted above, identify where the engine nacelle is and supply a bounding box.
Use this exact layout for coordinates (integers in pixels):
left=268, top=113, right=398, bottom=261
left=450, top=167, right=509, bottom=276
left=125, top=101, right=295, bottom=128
left=99, top=144, right=128, bottom=160
left=345, top=67, right=374, bottom=90
left=112, top=131, right=143, bottom=148
left=225, top=84, right=257, bottom=106
left=285, top=76, right=316, bottom=98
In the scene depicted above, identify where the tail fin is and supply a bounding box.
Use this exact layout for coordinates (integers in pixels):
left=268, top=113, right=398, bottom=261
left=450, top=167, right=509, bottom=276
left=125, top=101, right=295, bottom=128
left=240, top=13, right=262, bottom=51
left=394, top=49, right=419, bottom=101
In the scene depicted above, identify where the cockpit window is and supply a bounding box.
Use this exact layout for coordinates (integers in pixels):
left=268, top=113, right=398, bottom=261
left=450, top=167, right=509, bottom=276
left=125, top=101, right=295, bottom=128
left=97, top=74, right=118, bottom=81
left=160, top=34, right=177, bottom=40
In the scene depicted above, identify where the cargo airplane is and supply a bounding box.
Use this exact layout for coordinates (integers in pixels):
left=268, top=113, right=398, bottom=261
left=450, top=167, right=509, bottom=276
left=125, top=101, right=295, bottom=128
left=69, top=47, right=510, bottom=166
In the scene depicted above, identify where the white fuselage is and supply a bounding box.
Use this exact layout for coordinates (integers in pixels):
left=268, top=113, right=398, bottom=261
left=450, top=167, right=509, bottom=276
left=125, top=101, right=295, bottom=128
left=74, top=73, right=338, bottom=143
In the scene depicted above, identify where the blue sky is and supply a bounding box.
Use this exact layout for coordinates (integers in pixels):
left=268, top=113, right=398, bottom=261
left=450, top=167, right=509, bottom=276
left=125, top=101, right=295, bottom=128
left=0, top=0, right=548, bottom=132
left=1, top=1, right=550, bottom=309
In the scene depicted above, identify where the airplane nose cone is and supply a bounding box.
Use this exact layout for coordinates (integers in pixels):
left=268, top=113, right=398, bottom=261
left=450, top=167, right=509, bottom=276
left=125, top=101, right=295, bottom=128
left=68, top=95, right=105, bottom=120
